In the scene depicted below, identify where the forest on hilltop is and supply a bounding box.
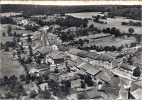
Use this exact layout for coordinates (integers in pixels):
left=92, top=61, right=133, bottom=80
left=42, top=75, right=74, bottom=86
left=1, top=5, right=141, bottom=20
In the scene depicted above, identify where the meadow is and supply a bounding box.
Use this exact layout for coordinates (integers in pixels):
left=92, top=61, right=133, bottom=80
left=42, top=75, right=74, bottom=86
left=66, top=12, right=141, bottom=34
left=0, top=51, right=26, bottom=78
left=1, top=12, right=22, bottom=17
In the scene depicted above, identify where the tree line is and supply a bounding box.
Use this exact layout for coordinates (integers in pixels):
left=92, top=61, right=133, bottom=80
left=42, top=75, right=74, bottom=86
left=1, top=4, right=141, bottom=20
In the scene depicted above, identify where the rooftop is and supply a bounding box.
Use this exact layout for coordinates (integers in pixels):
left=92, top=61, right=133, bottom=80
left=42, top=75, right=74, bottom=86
left=37, top=47, right=51, bottom=54
left=76, top=50, right=89, bottom=58
left=86, top=52, right=100, bottom=60
left=48, top=51, right=64, bottom=59
left=68, top=48, right=82, bottom=55
left=85, top=89, right=100, bottom=99
left=120, top=63, right=136, bottom=71
left=86, top=67, right=100, bottom=76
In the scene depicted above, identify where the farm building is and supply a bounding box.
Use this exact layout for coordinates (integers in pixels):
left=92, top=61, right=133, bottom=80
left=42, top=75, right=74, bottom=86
left=46, top=51, right=64, bottom=66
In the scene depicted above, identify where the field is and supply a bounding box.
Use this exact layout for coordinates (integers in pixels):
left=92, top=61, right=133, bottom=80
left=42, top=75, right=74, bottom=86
left=66, top=12, right=142, bottom=34
left=1, top=12, right=22, bottom=17
left=0, top=51, right=26, bottom=78
left=66, top=12, right=108, bottom=19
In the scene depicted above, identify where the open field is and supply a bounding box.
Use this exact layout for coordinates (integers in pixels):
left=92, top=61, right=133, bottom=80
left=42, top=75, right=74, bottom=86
left=83, top=35, right=136, bottom=48
left=66, top=12, right=108, bottom=19
left=1, top=24, right=32, bottom=35
left=0, top=51, right=26, bottom=78
left=66, top=12, right=141, bottom=34
left=1, top=12, right=22, bottom=17
left=75, top=33, right=112, bottom=40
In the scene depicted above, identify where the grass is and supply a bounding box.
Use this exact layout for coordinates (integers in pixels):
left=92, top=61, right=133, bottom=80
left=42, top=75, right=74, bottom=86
left=0, top=51, right=26, bottom=78
left=66, top=12, right=141, bottom=34
left=1, top=12, right=22, bottom=17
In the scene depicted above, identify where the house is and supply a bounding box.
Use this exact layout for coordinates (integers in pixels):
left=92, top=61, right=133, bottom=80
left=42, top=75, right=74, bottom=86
left=117, top=63, right=136, bottom=77
left=98, top=83, right=120, bottom=99
left=46, top=51, right=64, bottom=66
left=37, top=47, right=51, bottom=55
left=67, top=48, right=82, bottom=59
left=76, top=50, right=89, bottom=62
left=86, top=52, right=100, bottom=66
left=85, top=89, right=101, bottom=99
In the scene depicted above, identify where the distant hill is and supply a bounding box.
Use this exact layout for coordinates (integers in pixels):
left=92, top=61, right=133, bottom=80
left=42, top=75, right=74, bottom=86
left=1, top=4, right=141, bottom=20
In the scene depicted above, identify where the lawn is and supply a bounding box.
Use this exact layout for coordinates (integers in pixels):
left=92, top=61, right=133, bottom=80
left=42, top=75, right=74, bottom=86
left=0, top=51, right=26, bottom=78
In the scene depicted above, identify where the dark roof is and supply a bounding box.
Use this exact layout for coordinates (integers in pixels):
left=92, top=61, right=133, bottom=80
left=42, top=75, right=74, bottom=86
left=120, top=63, right=136, bottom=71
left=87, top=52, right=100, bottom=60
left=101, top=84, right=120, bottom=99
left=85, top=89, right=100, bottom=99
left=58, top=46, right=69, bottom=52
left=76, top=50, right=89, bottom=58
left=68, top=48, right=82, bottom=55
left=38, top=47, right=51, bottom=54
left=98, top=54, right=114, bottom=62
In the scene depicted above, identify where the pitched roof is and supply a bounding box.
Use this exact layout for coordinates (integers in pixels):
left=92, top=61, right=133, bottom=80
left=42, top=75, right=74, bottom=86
left=131, top=88, right=142, bottom=99
left=73, top=58, right=84, bottom=66
left=86, top=67, right=100, bottom=76
left=120, top=63, right=136, bottom=71
left=68, top=48, right=82, bottom=55
left=66, top=60, right=76, bottom=67
left=98, top=54, right=114, bottom=62
left=94, top=70, right=104, bottom=79
left=48, top=51, right=64, bottom=59
left=78, top=63, right=93, bottom=71
left=101, top=84, right=119, bottom=99
left=37, top=47, right=51, bottom=54
left=132, top=80, right=142, bottom=88
left=86, top=52, right=100, bottom=60
left=85, top=89, right=100, bottom=99
left=76, top=50, right=89, bottom=58
left=58, top=46, right=69, bottom=52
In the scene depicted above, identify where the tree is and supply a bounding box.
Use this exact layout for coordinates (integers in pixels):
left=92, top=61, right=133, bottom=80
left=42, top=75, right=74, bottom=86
left=38, top=90, right=51, bottom=99
left=128, top=28, right=134, bottom=34
left=89, top=24, right=94, bottom=28
left=81, top=81, right=86, bottom=88
left=4, top=46, right=9, bottom=51
left=54, top=68, right=59, bottom=73
left=3, top=32, right=6, bottom=37
left=84, top=75, right=94, bottom=86
left=13, top=32, right=17, bottom=37
left=77, top=93, right=87, bottom=99
left=5, top=91, right=13, bottom=99
left=19, top=75, right=25, bottom=82
left=7, top=25, right=12, bottom=35
left=133, top=67, right=141, bottom=77
left=30, top=90, right=37, bottom=98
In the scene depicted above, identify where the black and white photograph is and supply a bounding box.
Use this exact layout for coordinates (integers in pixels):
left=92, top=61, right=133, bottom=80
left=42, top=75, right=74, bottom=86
left=0, top=1, right=142, bottom=99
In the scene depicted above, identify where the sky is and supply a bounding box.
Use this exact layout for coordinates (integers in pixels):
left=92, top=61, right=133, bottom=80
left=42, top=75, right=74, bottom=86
left=1, top=1, right=142, bottom=5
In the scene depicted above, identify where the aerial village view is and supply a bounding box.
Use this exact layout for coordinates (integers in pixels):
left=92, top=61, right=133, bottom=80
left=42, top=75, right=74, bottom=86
left=0, top=3, right=142, bottom=99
